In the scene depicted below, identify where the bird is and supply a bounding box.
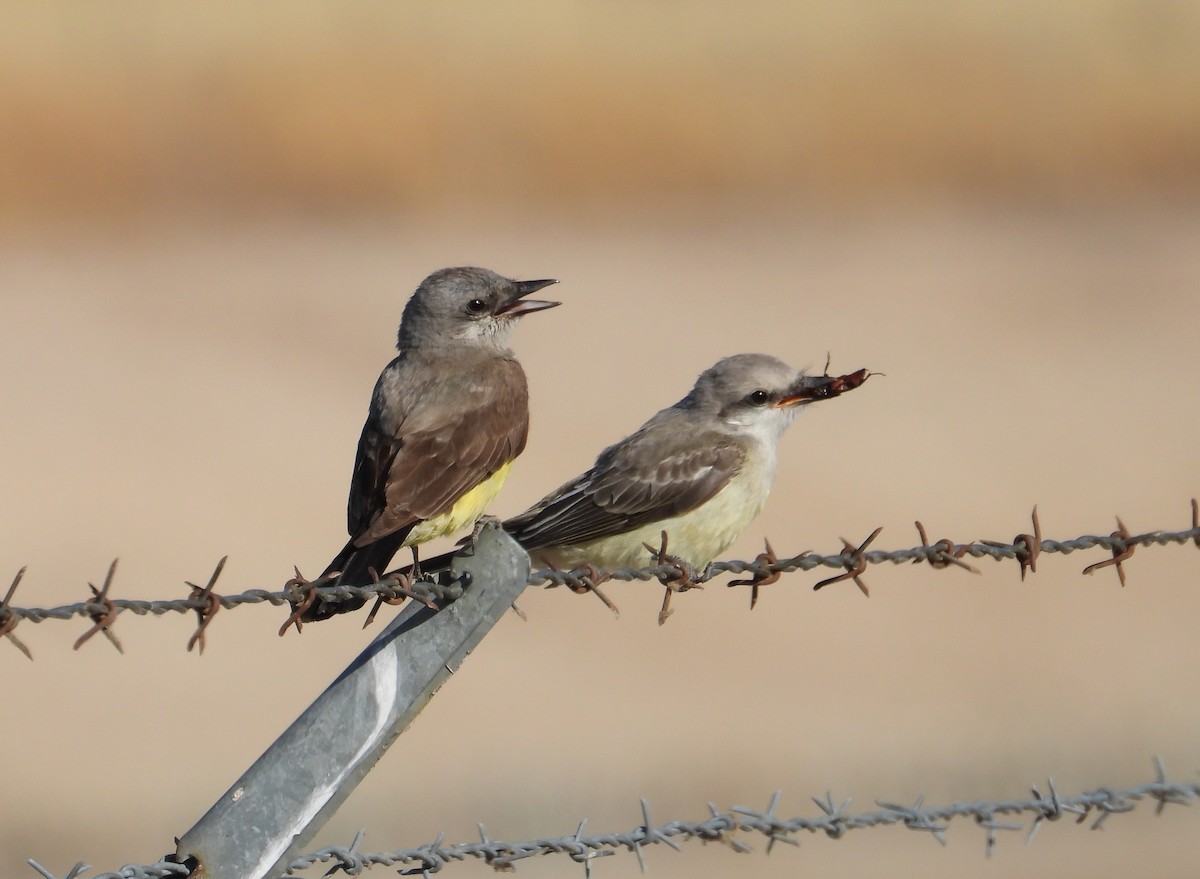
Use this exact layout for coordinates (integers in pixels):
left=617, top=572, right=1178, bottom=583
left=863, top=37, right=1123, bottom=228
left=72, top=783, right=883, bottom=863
left=299, top=266, right=559, bottom=623
left=502, top=353, right=869, bottom=619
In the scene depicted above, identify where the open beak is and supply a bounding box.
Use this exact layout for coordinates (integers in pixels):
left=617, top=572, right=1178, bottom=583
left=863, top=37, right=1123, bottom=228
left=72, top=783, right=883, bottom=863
left=774, top=389, right=814, bottom=408
left=776, top=368, right=872, bottom=407
left=497, top=278, right=561, bottom=316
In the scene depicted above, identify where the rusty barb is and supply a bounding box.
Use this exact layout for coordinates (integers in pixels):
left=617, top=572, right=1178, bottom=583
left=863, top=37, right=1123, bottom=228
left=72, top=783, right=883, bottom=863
left=2, top=499, right=1199, bottom=653
left=812, top=527, right=882, bottom=596
left=540, top=560, right=620, bottom=619
left=1080, top=516, right=1160, bottom=588
left=642, top=530, right=706, bottom=626
left=982, top=505, right=1043, bottom=580
left=278, top=565, right=455, bottom=637
left=184, top=556, right=227, bottom=655
left=914, top=521, right=979, bottom=574
left=73, top=560, right=123, bottom=654
left=727, top=538, right=797, bottom=609
left=0, top=566, right=32, bottom=660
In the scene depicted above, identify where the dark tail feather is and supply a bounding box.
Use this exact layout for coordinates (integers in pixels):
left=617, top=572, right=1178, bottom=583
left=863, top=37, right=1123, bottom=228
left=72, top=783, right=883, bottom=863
left=303, top=531, right=409, bottom=621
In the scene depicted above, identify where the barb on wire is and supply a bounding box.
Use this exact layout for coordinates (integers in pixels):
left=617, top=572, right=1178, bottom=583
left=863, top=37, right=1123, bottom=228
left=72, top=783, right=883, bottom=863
left=184, top=556, right=227, bottom=655
left=914, top=521, right=979, bottom=573
left=1081, top=516, right=1158, bottom=587
left=0, top=565, right=33, bottom=659
left=812, top=526, right=882, bottom=595
left=3, top=500, right=1200, bottom=651
left=982, top=505, right=1043, bottom=580
left=30, top=758, right=1200, bottom=879
left=73, top=560, right=123, bottom=654
left=642, top=529, right=706, bottom=625
left=538, top=560, right=619, bottom=618
left=727, top=538, right=793, bottom=609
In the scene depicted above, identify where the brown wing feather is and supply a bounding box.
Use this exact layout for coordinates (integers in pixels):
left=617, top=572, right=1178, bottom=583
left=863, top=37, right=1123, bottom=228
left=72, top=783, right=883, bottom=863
left=349, top=357, right=529, bottom=547
left=503, top=425, right=743, bottom=551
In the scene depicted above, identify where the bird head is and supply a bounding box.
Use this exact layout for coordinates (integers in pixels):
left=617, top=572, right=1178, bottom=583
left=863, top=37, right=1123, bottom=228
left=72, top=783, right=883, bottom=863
left=683, top=353, right=869, bottom=441
left=397, top=267, right=559, bottom=350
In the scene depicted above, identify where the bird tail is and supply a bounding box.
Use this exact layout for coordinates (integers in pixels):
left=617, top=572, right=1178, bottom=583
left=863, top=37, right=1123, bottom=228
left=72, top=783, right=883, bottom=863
left=302, top=531, right=409, bottom=622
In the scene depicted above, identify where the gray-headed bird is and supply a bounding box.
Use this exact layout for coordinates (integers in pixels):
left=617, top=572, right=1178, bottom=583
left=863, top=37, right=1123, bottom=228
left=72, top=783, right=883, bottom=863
left=303, top=266, right=559, bottom=622
left=503, top=354, right=868, bottom=616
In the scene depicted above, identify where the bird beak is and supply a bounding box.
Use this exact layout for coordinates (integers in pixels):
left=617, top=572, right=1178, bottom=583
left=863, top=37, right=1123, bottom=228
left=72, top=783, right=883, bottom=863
left=776, top=368, right=872, bottom=407
left=497, top=279, right=561, bottom=316
left=774, top=388, right=815, bottom=408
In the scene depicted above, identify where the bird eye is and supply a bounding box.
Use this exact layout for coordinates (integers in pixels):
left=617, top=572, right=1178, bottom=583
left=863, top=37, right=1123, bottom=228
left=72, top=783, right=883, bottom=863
left=465, top=298, right=488, bottom=315
left=747, top=389, right=771, bottom=406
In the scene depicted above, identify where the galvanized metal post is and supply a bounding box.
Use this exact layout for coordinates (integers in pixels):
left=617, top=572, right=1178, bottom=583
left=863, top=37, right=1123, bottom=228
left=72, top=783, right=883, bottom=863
left=175, top=521, right=530, bottom=879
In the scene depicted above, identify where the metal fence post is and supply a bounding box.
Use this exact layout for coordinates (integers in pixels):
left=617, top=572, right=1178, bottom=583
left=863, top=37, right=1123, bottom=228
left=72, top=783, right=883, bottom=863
left=174, top=521, right=530, bottom=879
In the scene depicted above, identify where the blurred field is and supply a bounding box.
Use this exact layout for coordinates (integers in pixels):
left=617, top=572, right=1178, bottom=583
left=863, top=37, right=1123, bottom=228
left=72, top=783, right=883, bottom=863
left=2, top=1, right=1200, bottom=223
left=2, top=4, right=1200, bottom=879
left=4, top=204, right=1199, bottom=878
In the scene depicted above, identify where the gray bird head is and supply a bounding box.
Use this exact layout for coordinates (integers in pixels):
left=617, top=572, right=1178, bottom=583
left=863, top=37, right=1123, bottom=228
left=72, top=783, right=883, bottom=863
left=679, top=353, right=817, bottom=441
left=396, top=267, right=559, bottom=351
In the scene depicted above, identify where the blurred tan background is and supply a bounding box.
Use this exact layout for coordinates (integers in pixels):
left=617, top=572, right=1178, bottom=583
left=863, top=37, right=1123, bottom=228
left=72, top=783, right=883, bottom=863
left=3, top=2, right=1199, bottom=878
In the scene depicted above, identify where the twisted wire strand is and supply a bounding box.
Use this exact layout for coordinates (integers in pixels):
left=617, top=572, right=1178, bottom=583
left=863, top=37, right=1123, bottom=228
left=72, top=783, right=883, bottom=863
left=2, top=522, right=1198, bottom=631
left=26, top=758, right=1198, bottom=879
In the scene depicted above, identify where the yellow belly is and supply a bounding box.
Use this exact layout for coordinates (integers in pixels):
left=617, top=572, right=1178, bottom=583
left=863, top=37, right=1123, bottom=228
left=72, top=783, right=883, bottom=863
left=404, top=460, right=514, bottom=546
left=532, top=470, right=770, bottom=571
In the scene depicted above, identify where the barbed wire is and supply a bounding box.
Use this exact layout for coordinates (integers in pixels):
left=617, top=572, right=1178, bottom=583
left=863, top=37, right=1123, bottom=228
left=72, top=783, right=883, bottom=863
left=25, top=757, right=1200, bottom=879
left=2, top=501, right=1198, bottom=655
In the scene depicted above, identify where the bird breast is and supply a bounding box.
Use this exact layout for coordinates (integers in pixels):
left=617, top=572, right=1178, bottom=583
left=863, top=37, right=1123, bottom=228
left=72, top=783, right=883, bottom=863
left=533, top=439, right=778, bottom=572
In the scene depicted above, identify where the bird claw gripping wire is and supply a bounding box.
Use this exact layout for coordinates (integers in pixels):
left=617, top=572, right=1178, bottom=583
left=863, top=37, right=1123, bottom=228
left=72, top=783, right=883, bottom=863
left=643, top=530, right=705, bottom=625
left=727, top=538, right=800, bottom=609
left=73, top=559, right=124, bottom=653
left=0, top=566, right=33, bottom=660
left=185, top=556, right=227, bottom=655
left=813, top=528, right=881, bottom=596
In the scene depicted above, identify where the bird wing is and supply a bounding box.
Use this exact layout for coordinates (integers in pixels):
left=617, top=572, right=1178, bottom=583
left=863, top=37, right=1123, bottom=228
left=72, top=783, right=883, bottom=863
left=348, top=357, right=529, bottom=546
left=503, top=423, right=745, bottom=550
